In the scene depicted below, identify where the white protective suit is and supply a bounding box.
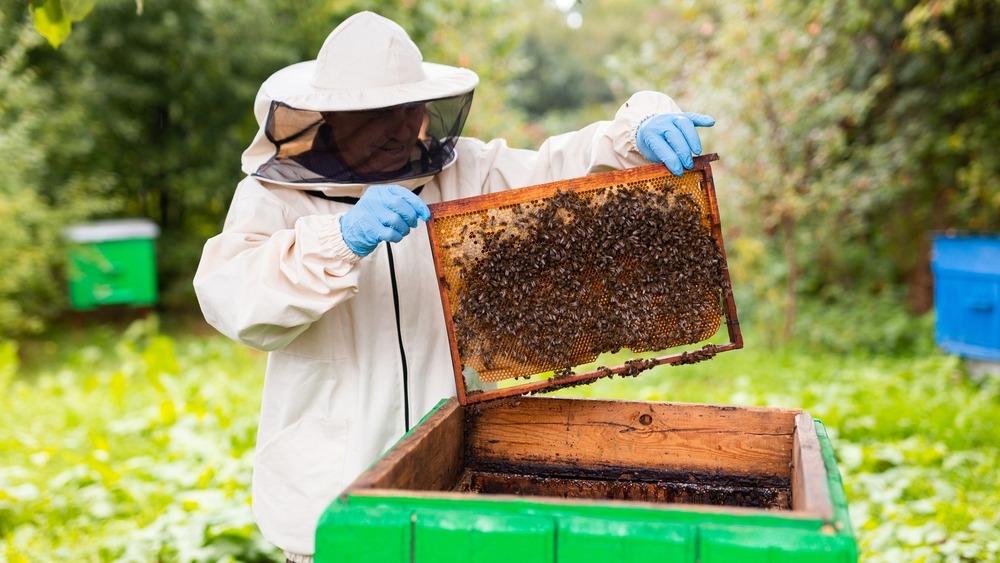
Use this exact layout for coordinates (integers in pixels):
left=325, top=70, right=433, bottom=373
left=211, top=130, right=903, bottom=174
left=193, top=11, right=683, bottom=561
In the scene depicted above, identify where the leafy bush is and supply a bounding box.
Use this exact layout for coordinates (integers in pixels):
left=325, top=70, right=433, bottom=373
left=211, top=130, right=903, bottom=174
left=0, top=22, right=65, bottom=336
left=788, top=290, right=938, bottom=357
left=4, top=307, right=999, bottom=561
left=0, top=317, right=280, bottom=562
left=0, top=13, right=123, bottom=338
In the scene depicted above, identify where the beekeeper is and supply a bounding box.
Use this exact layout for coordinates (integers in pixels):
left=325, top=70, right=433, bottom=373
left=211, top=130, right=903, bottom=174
left=194, top=11, right=714, bottom=563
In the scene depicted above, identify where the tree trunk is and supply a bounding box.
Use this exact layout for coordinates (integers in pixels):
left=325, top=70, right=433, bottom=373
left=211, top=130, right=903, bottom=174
left=907, top=240, right=934, bottom=314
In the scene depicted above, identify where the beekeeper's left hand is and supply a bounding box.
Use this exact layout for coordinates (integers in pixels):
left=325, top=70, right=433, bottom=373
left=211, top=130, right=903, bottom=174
left=635, top=112, right=716, bottom=176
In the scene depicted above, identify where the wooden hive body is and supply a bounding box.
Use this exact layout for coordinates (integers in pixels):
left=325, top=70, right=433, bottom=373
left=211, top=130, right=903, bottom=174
left=316, top=396, right=857, bottom=562
left=314, top=157, right=856, bottom=561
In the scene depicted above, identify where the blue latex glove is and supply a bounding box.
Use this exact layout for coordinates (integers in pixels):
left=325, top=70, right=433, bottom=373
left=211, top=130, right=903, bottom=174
left=340, top=185, right=431, bottom=257
left=635, top=112, right=716, bottom=176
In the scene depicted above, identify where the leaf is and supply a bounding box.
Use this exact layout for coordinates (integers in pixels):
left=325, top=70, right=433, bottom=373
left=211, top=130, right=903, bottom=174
left=62, top=0, right=97, bottom=22
left=29, top=0, right=73, bottom=49
left=110, top=371, right=127, bottom=406
left=28, top=0, right=98, bottom=48
left=143, top=336, right=181, bottom=379
left=160, top=399, right=177, bottom=425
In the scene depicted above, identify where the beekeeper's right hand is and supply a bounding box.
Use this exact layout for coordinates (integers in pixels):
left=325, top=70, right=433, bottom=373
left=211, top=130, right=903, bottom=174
left=340, top=184, right=432, bottom=257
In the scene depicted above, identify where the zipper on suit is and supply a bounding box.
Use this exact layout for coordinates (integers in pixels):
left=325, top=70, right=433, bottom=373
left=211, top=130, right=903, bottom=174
left=304, top=187, right=425, bottom=433
left=384, top=242, right=411, bottom=432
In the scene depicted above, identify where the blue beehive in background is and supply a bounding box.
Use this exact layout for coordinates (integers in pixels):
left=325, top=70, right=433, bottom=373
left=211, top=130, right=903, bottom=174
left=931, top=233, right=1000, bottom=361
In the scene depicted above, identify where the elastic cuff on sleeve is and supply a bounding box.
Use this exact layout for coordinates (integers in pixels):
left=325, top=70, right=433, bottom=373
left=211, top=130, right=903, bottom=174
left=614, top=91, right=684, bottom=157
left=295, top=214, right=361, bottom=277
left=630, top=114, right=659, bottom=154
left=327, top=213, right=363, bottom=265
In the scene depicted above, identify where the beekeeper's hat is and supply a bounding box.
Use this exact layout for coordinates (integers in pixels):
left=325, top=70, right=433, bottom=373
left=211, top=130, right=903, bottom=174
left=243, top=12, right=479, bottom=186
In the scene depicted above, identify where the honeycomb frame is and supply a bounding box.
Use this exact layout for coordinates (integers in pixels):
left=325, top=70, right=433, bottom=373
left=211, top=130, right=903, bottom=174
left=426, top=154, right=742, bottom=404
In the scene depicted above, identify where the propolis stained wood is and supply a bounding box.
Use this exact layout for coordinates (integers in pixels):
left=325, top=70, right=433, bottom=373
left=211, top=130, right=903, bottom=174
left=315, top=396, right=858, bottom=563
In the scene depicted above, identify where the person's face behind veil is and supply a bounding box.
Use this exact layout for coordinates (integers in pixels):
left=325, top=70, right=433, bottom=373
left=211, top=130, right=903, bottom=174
left=322, top=104, right=428, bottom=177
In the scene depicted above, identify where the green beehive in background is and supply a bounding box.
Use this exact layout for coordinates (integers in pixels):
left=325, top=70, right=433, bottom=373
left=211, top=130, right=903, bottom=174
left=64, top=219, right=160, bottom=310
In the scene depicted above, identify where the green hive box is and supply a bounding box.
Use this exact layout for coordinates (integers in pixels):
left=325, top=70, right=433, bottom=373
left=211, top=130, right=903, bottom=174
left=64, top=219, right=160, bottom=310
left=315, top=396, right=857, bottom=563
left=315, top=162, right=857, bottom=561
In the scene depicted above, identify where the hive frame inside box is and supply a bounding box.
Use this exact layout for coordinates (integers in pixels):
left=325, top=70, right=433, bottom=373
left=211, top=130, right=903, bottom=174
left=317, top=396, right=857, bottom=562
left=425, top=155, right=742, bottom=404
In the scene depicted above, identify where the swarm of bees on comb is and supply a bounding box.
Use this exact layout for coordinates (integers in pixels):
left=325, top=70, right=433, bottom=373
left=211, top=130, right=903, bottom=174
left=430, top=163, right=732, bottom=384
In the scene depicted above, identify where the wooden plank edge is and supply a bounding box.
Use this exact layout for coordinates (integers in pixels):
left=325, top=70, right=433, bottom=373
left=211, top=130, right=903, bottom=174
left=424, top=216, right=469, bottom=404
left=428, top=155, right=719, bottom=218
left=347, top=398, right=464, bottom=492
left=701, top=160, right=744, bottom=351
left=469, top=393, right=806, bottom=417
left=791, top=413, right=835, bottom=522
left=471, top=394, right=805, bottom=423
left=460, top=342, right=742, bottom=405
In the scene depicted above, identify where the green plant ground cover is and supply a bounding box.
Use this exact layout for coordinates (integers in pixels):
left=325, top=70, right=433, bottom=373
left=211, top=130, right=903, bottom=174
left=1, top=316, right=998, bottom=562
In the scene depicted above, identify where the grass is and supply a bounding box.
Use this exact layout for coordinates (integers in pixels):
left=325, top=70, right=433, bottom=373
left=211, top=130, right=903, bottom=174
left=2, top=312, right=999, bottom=562
left=1, top=315, right=279, bottom=563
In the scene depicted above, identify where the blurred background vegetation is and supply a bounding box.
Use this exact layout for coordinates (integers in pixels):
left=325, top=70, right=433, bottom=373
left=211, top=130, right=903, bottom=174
left=2, top=0, right=1000, bottom=561
left=2, top=0, right=996, bottom=343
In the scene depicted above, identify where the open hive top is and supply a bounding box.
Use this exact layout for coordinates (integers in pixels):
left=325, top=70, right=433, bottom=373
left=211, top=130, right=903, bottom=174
left=426, top=154, right=741, bottom=403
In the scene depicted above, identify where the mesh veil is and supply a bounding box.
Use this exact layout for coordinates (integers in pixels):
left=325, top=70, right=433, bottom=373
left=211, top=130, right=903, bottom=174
left=254, top=92, right=474, bottom=184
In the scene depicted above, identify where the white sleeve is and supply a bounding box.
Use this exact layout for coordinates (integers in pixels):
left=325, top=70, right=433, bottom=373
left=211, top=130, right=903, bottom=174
left=193, top=179, right=362, bottom=351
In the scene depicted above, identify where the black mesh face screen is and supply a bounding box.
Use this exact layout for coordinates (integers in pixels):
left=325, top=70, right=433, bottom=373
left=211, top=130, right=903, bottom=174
left=255, top=92, right=474, bottom=184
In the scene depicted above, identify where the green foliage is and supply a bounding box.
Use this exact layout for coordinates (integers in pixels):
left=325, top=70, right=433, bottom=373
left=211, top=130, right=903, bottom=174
left=594, top=0, right=999, bottom=335
left=4, top=311, right=999, bottom=561
left=0, top=317, right=280, bottom=561
left=837, top=0, right=1000, bottom=275
left=791, top=292, right=938, bottom=357
left=6, top=0, right=1000, bottom=345
left=505, top=24, right=615, bottom=118
left=0, top=9, right=118, bottom=336
left=27, top=0, right=96, bottom=48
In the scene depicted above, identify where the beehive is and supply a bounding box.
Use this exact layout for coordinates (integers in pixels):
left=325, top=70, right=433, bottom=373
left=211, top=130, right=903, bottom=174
left=316, top=396, right=858, bottom=563
left=314, top=156, right=857, bottom=562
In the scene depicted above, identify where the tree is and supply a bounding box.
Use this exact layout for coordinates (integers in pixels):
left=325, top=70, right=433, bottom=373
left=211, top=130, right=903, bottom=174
left=837, top=0, right=1000, bottom=312
left=0, top=4, right=123, bottom=336
left=506, top=15, right=615, bottom=119
left=3, top=0, right=539, bottom=333
left=602, top=0, right=1000, bottom=340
